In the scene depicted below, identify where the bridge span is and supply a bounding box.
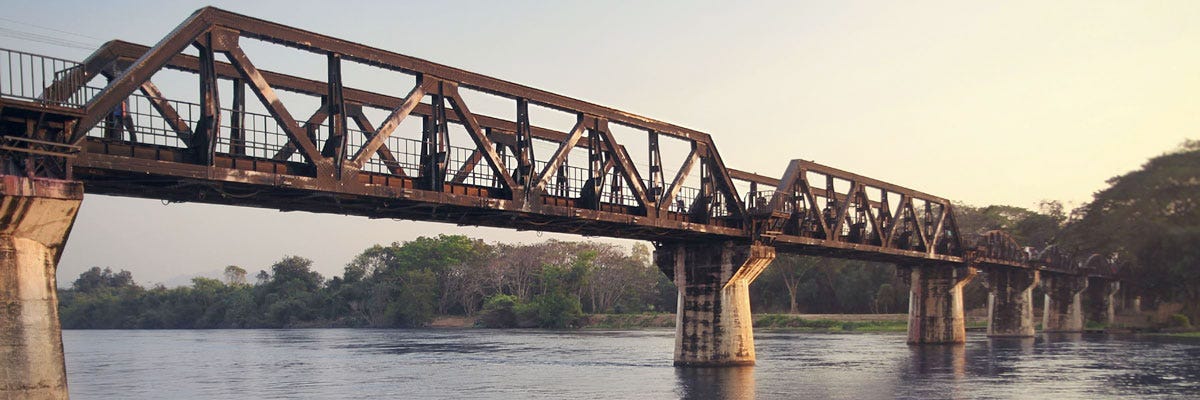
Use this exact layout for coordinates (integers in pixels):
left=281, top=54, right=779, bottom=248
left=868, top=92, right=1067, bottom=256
left=0, top=7, right=1120, bottom=398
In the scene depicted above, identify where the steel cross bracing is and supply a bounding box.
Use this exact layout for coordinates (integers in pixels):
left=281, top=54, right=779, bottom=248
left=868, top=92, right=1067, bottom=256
left=0, top=7, right=1120, bottom=278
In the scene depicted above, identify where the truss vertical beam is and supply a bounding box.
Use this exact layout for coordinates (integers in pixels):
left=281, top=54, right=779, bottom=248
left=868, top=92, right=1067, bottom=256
left=648, top=131, right=664, bottom=200
left=193, top=32, right=220, bottom=165
left=514, top=98, right=534, bottom=189
left=420, top=89, right=448, bottom=191
left=229, top=79, right=246, bottom=155
left=583, top=122, right=605, bottom=209
left=322, top=53, right=348, bottom=178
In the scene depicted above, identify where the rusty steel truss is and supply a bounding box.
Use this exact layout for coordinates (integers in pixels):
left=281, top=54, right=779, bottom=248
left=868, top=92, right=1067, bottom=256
left=0, top=7, right=1118, bottom=278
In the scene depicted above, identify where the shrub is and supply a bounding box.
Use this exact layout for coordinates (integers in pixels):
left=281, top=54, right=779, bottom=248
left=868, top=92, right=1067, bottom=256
left=532, top=292, right=583, bottom=329
left=1167, top=314, right=1192, bottom=328
left=478, top=294, right=520, bottom=328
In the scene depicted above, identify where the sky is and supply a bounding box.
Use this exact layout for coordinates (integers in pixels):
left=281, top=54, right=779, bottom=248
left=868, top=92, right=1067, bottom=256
left=1, top=1, right=1196, bottom=286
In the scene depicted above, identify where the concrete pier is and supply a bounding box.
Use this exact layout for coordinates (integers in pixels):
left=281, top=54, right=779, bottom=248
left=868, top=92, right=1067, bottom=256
left=983, top=268, right=1039, bottom=337
left=905, top=264, right=977, bottom=344
left=1042, top=274, right=1088, bottom=332
left=0, top=176, right=83, bottom=400
left=656, top=242, right=774, bottom=366
left=1086, top=278, right=1120, bottom=326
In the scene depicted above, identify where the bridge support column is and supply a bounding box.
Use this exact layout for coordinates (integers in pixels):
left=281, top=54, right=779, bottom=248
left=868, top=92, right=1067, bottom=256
left=1085, top=278, right=1120, bottom=326
left=905, top=264, right=976, bottom=344
left=984, top=269, right=1039, bottom=337
left=656, top=242, right=774, bottom=367
left=1042, top=274, right=1088, bottom=332
left=0, top=176, right=82, bottom=400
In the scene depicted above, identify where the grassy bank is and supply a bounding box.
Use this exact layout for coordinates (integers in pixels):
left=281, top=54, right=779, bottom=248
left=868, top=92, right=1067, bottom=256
left=1162, top=331, right=1200, bottom=338
left=580, top=314, right=676, bottom=329
left=575, top=313, right=937, bottom=332
left=754, top=314, right=909, bottom=332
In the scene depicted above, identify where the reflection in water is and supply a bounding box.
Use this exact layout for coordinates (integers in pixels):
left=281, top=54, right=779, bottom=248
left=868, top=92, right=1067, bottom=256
left=907, top=344, right=967, bottom=379
left=1041, top=332, right=1085, bottom=344
left=675, top=366, right=755, bottom=400
left=988, top=337, right=1037, bottom=355
left=980, top=337, right=1036, bottom=378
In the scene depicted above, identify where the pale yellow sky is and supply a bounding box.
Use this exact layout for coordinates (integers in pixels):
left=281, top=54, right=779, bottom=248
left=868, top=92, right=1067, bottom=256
left=3, top=1, right=1196, bottom=284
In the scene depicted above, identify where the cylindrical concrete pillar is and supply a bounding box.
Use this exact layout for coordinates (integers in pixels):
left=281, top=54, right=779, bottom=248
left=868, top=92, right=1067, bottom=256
left=985, top=269, right=1039, bottom=337
left=906, top=264, right=976, bottom=344
left=1085, top=278, right=1120, bottom=326
left=1042, top=274, right=1088, bottom=332
left=0, top=176, right=83, bottom=400
left=656, top=242, right=774, bottom=367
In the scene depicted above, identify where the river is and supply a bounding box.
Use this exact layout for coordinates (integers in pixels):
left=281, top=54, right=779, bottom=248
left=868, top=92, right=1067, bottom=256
left=62, top=329, right=1200, bottom=399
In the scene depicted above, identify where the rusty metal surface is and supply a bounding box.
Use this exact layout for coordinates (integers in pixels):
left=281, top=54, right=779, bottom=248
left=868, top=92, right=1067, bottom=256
left=0, top=7, right=1116, bottom=278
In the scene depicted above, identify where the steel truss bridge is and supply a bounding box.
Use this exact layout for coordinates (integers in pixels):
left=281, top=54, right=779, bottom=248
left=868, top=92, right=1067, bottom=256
left=0, top=8, right=1126, bottom=386
left=0, top=7, right=1117, bottom=278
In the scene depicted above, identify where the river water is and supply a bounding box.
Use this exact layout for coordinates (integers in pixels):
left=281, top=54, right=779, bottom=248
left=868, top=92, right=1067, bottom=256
left=62, top=329, right=1199, bottom=399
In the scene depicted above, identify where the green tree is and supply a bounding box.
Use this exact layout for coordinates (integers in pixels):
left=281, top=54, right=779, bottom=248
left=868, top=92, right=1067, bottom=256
left=382, top=269, right=438, bottom=327
left=72, top=267, right=136, bottom=293
left=760, top=255, right=819, bottom=314
left=259, top=256, right=324, bottom=327
left=223, top=265, right=248, bottom=285
left=1065, top=140, right=1200, bottom=317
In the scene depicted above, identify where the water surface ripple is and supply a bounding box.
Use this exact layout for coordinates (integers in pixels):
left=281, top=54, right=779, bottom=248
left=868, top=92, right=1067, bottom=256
left=63, top=329, right=1200, bottom=399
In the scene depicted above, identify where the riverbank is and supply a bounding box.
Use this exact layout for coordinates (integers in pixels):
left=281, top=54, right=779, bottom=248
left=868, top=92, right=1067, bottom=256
left=1161, top=331, right=1200, bottom=338
left=579, top=313, right=990, bottom=332
left=428, top=313, right=985, bottom=332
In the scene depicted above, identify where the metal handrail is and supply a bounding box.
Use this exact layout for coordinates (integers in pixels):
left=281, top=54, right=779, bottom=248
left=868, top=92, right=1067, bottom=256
left=0, top=48, right=94, bottom=108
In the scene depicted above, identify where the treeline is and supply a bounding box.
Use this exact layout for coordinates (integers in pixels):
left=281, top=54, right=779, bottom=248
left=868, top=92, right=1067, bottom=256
left=58, top=238, right=674, bottom=329
left=55, top=197, right=1083, bottom=330
left=1061, top=140, right=1200, bottom=319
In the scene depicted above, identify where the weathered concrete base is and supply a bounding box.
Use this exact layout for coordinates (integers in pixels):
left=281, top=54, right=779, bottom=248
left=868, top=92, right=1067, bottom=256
left=1086, top=278, right=1120, bottom=325
left=905, top=264, right=976, bottom=344
left=983, top=268, right=1039, bottom=337
left=0, top=176, right=83, bottom=400
left=656, top=242, right=774, bottom=367
left=1042, top=274, right=1088, bottom=332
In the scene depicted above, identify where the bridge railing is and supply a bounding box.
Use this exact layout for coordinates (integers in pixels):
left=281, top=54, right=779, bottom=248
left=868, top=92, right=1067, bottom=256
left=0, top=48, right=96, bottom=108
left=84, top=86, right=700, bottom=210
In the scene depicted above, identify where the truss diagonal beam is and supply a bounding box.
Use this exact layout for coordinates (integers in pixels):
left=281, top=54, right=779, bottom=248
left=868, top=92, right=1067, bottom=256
left=347, top=104, right=406, bottom=176
left=137, top=81, right=194, bottom=143
left=659, top=145, right=699, bottom=214
left=442, top=82, right=517, bottom=193
left=75, top=10, right=213, bottom=141
left=594, top=119, right=652, bottom=211
left=224, top=43, right=324, bottom=165
left=535, top=116, right=587, bottom=193
left=349, top=80, right=427, bottom=169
